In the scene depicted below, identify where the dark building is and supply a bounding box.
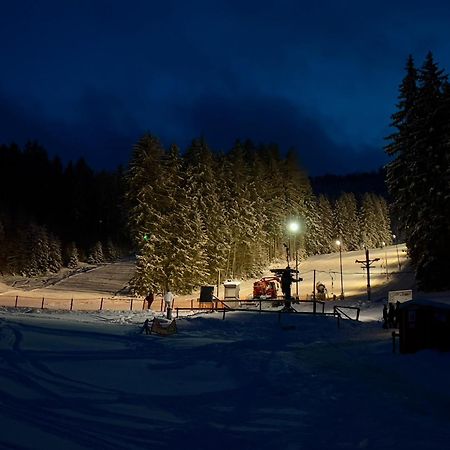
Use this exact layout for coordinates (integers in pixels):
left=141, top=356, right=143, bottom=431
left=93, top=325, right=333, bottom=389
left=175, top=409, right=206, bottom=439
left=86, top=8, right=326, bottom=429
left=398, top=299, right=450, bottom=353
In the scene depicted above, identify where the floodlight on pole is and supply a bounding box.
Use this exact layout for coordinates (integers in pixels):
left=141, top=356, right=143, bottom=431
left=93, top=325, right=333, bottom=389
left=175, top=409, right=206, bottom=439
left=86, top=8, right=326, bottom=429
left=287, top=220, right=301, bottom=298
left=335, top=240, right=344, bottom=299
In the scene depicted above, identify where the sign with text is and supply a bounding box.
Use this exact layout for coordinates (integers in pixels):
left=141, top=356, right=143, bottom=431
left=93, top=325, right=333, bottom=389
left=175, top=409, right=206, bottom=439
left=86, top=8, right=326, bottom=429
left=388, top=289, right=413, bottom=303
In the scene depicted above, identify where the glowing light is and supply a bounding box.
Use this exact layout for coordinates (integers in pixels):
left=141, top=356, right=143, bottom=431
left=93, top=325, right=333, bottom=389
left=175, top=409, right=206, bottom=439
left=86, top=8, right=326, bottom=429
left=335, top=240, right=341, bottom=247
left=288, top=221, right=300, bottom=233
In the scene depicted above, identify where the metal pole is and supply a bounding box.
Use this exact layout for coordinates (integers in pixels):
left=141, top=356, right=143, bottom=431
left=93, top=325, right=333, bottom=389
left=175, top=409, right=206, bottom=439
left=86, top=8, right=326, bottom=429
left=394, top=236, right=401, bottom=270
left=313, top=269, right=316, bottom=301
left=295, top=248, right=299, bottom=297
left=217, top=269, right=221, bottom=300
left=385, top=248, right=389, bottom=280
left=339, top=246, right=344, bottom=299
left=366, top=249, right=371, bottom=301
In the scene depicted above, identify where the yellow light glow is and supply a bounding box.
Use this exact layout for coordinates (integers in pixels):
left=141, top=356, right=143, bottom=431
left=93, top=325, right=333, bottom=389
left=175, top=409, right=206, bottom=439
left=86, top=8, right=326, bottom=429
left=288, top=221, right=300, bottom=233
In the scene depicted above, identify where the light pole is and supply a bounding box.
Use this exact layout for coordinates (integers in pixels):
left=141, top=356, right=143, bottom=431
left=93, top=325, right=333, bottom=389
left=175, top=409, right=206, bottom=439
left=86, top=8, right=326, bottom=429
left=288, top=221, right=300, bottom=298
left=335, top=240, right=344, bottom=299
left=381, top=241, right=388, bottom=279
left=392, top=234, right=401, bottom=270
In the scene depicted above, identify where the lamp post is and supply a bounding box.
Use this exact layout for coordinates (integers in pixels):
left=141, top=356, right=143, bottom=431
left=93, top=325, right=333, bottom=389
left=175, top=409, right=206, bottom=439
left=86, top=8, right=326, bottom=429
left=335, top=240, right=344, bottom=300
left=381, top=241, right=388, bottom=279
left=288, top=221, right=300, bottom=298
left=392, top=234, right=401, bottom=270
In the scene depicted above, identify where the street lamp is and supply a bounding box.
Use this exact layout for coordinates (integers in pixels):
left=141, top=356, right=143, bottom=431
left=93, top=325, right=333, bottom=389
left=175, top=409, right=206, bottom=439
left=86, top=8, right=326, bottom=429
left=392, top=234, right=401, bottom=270
left=288, top=220, right=300, bottom=297
left=381, top=241, right=388, bottom=279
left=335, top=240, right=344, bottom=299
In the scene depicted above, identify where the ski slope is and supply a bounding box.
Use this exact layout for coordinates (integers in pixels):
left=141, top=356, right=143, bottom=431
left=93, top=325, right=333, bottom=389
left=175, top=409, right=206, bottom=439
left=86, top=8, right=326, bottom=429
left=1, top=244, right=449, bottom=449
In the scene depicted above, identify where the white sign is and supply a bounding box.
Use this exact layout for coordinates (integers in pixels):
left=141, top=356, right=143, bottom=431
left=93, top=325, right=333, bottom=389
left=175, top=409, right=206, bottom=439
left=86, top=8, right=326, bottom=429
left=388, top=289, right=413, bottom=303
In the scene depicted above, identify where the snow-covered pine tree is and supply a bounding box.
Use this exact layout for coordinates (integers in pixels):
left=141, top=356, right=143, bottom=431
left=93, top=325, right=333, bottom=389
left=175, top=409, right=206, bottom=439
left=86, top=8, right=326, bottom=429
left=126, top=134, right=166, bottom=294
left=333, top=193, right=360, bottom=251
left=163, top=143, right=208, bottom=293
left=222, top=141, right=264, bottom=277
left=105, top=239, right=120, bottom=262
left=48, top=233, right=63, bottom=273
left=66, top=242, right=79, bottom=269
left=306, top=195, right=336, bottom=255
left=282, top=149, right=312, bottom=258
left=386, top=53, right=450, bottom=290
left=256, top=144, right=288, bottom=261
left=88, top=241, right=104, bottom=264
left=372, top=196, right=392, bottom=246
left=359, top=193, right=380, bottom=249
left=409, top=53, right=450, bottom=289
left=385, top=55, right=418, bottom=230
left=183, top=138, right=229, bottom=284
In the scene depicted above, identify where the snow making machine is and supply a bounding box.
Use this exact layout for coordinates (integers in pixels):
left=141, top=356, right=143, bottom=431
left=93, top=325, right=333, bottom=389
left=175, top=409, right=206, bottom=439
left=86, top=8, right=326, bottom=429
left=252, top=276, right=281, bottom=306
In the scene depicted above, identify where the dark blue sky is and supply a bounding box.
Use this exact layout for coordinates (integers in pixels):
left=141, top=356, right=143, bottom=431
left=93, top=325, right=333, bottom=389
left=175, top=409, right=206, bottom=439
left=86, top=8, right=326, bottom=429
left=2, top=0, right=450, bottom=175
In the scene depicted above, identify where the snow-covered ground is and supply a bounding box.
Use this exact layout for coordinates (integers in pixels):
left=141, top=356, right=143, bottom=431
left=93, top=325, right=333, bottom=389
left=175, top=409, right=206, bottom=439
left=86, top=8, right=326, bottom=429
left=1, top=245, right=450, bottom=449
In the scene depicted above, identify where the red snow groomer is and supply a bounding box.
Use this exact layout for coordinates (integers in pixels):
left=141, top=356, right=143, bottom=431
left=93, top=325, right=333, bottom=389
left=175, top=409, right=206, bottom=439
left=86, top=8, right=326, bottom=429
left=253, top=276, right=280, bottom=300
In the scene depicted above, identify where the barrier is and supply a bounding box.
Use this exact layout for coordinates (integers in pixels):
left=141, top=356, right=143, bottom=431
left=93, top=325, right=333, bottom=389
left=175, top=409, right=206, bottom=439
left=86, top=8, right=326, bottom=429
left=0, top=295, right=145, bottom=312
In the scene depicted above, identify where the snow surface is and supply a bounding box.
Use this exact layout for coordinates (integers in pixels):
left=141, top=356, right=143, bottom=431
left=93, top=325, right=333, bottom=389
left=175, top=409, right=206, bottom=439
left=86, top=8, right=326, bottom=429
left=1, top=246, right=450, bottom=449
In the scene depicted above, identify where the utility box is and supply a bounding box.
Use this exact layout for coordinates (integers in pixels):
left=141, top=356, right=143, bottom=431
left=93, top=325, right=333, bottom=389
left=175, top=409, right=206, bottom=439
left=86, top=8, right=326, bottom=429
left=223, top=281, right=240, bottom=300
left=199, top=285, right=215, bottom=302
left=399, top=299, right=450, bottom=353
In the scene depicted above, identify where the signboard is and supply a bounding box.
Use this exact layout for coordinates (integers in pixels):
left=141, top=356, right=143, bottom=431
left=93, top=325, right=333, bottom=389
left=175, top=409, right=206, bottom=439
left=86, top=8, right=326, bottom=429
left=388, top=289, right=413, bottom=303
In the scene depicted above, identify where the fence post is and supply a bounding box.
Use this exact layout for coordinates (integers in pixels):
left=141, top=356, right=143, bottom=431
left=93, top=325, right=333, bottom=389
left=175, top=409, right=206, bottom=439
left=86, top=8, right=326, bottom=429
left=130, top=298, right=133, bottom=311
left=15, top=295, right=18, bottom=308
left=142, top=300, right=145, bottom=310
left=222, top=309, right=226, bottom=320
left=160, top=298, right=164, bottom=312
left=99, top=298, right=103, bottom=310
left=70, top=298, right=74, bottom=311
left=191, top=299, right=193, bottom=310
left=313, top=300, right=317, bottom=315
left=41, top=297, right=45, bottom=309
left=259, top=299, right=262, bottom=313
left=356, top=308, right=360, bottom=321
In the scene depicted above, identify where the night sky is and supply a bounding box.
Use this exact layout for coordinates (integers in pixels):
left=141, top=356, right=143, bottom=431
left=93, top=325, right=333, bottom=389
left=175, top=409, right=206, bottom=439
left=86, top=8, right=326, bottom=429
left=2, top=0, right=450, bottom=175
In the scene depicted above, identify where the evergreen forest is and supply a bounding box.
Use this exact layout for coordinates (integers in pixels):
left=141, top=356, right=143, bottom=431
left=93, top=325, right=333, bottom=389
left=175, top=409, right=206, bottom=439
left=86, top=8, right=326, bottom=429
left=0, top=142, right=128, bottom=276
left=0, top=138, right=392, bottom=294
left=385, top=52, right=450, bottom=291
left=127, top=135, right=392, bottom=295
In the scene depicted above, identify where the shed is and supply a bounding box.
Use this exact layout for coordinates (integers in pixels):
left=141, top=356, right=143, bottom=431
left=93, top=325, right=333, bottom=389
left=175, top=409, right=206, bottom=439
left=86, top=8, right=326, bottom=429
left=223, top=281, right=240, bottom=300
left=398, top=299, right=450, bottom=353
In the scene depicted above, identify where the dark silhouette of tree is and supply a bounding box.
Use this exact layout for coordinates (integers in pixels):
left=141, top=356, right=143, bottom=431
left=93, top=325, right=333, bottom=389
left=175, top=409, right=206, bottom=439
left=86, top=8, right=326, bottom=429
left=386, top=52, right=450, bottom=290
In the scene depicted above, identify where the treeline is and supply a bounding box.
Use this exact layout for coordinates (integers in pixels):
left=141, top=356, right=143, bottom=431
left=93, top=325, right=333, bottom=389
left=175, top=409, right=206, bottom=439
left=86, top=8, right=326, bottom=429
left=0, top=141, right=128, bottom=276
left=386, top=52, right=450, bottom=291
left=127, top=135, right=392, bottom=295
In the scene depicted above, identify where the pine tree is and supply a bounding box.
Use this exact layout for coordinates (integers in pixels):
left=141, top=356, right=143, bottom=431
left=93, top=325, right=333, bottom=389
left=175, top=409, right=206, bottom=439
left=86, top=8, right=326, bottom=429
left=386, top=53, right=450, bottom=290
left=105, top=239, right=120, bottom=262
left=66, top=242, right=79, bottom=269
left=183, top=139, right=227, bottom=284
left=333, top=193, right=360, bottom=251
left=48, top=233, right=63, bottom=273
left=304, top=193, right=337, bottom=257
left=88, top=241, right=104, bottom=265
left=359, top=193, right=380, bottom=248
